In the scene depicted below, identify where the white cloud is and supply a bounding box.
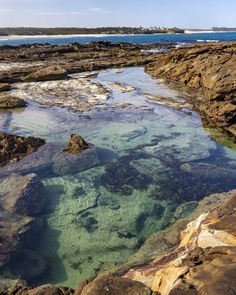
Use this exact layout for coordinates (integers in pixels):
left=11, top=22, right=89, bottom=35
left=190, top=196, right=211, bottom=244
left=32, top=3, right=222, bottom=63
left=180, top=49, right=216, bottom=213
left=88, top=8, right=111, bottom=13
left=36, top=11, right=81, bottom=16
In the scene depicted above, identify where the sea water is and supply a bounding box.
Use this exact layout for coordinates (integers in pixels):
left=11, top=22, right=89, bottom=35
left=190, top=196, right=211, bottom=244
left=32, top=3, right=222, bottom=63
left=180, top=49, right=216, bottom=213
left=1, top=67, right=236, bottom=288
left=0, top=32, right=236, bottom=46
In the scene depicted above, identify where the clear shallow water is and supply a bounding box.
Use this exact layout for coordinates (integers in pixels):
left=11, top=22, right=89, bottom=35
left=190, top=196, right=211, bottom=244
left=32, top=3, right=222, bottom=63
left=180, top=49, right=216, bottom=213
left=1, top=32, right=236, bottom=46
left=1, top=68, right=236, bottom=288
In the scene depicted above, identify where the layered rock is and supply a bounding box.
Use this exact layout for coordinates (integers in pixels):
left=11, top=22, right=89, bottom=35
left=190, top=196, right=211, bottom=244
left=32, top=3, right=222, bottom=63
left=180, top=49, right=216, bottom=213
left=0, top=132, right=46, bottom=167
left=0, top=83, right=10, bottom=92
left=145, top=42, right=236, bottom=137
left=0, top=93, right=26, bottom=109
left=2, top=191, right=236, bottom=294
left=123, top=192, right=236, bottom=295
left=0, top=42, right=172, bottom=84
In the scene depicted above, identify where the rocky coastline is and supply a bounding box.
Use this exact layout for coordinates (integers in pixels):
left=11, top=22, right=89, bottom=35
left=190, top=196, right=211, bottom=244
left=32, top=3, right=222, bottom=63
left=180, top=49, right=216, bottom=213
left=145, top=42, right=236, bottom=138
left=2, top=190, right=236, bottom=294
left=0, top=41, right=236, bottom=294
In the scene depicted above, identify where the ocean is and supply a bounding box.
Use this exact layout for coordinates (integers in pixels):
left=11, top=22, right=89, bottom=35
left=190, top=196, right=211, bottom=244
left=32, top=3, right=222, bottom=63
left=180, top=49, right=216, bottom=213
left=1, top=31, right=236, bottom=46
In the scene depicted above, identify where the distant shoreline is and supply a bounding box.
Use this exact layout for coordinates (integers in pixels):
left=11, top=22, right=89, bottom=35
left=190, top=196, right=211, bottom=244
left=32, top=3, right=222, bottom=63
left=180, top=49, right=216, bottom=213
left=0, top=31, right=235, bottom=41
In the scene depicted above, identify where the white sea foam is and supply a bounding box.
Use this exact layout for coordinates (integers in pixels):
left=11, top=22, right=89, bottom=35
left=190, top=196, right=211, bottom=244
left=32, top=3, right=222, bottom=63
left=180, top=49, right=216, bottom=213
left=197, top=39, right=220, bottom=43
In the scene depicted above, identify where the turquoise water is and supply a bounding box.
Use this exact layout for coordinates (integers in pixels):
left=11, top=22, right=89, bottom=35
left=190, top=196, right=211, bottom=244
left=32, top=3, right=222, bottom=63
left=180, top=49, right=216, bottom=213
left=1, top=67, right=236, bottom=288
left=0, top=32, right=236, bottom=46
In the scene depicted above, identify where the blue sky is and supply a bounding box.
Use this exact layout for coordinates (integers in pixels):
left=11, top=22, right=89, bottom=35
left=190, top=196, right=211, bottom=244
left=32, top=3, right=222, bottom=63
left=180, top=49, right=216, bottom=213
left=0, top=0, right=236, bottom=28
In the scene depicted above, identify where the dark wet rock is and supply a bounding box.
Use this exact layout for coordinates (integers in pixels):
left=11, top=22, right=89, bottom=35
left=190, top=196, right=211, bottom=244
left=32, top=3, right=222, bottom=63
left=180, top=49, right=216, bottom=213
left=0, top=173, right=46, bottom=216
left=52, top=146, right=101, bottom=176
left=79, top=275, right=152, bottom=295
left=22, top=66, right=68, bottom=82
left=146, top=42, right=236, bottom=137
left=101, top=161, right=151, bottom=195
left=0, top=83, right=11, bottom=92
left=0, top=93, right=26, bottom=109
left=64, top=134, right=89, bottom=154
left=0, top=132, right=46, bottom=167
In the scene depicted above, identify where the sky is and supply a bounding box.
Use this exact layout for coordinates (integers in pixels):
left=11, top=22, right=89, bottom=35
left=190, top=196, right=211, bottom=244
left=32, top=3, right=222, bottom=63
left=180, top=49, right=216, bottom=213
left=0, top=0, right=236, bottom=28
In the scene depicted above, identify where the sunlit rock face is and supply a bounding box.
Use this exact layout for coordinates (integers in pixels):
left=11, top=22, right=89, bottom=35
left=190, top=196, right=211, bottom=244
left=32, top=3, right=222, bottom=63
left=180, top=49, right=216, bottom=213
left=146, top=42, right=236, bottom=137
left=123, top=191, right=236, bottom=295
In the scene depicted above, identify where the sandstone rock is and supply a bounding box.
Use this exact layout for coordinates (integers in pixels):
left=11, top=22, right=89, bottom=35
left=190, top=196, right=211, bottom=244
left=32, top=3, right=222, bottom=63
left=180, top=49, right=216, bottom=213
left=64, top=134, right=89, bottom=154
left=123, top=192, right=236, bottom=295
left=0, top=93, right=26, bottom=109
left=0, top=131, right=46, bottom=167
left=0, top=83, right=11, bottom=92
left=146, top=42, right=236, bottom=137
left=80, top=275, right=152, bottom=295
left=22, top=66, right=68, bottom=82
left=4, top=284, right=75, bottom=295
left=0, top=173, right=46, bottom=216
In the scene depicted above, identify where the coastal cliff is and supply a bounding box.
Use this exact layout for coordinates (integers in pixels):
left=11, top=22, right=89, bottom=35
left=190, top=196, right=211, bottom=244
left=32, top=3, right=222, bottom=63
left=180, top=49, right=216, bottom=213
left=145, top=42, right=236, bottom=137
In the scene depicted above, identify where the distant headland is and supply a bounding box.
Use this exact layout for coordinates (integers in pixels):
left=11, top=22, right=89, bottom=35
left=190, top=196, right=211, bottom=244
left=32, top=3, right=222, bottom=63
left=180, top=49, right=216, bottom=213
left=0, top=27, right=185, bottom=36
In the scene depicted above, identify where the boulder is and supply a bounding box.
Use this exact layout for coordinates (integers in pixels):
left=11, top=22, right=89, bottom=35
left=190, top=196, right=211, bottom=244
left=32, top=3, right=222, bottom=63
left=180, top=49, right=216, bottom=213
left=0, top=173, right=46, bottom=216
left=0, top=131, right=46, bottom=167
left=64, top=134, right=89, bottom=154
left=0, top=93, right=26, bottom=109
left=80, top=275, right=152, bottom=295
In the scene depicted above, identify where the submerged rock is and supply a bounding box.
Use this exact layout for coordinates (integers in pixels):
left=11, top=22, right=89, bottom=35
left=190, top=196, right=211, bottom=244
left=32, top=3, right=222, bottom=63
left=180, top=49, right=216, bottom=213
left=0, top=173, right=46, bottom=216
left=0, top=93, right=26, bottom=109
left=52, top=146, right=101, bottom=176
left=0, top=131, right=46, bottom=167
left=180, top=162, right=236, bottom=179
left=143, top=132, right=216, bottom=163
left=9, top=250, right=47, bottom=281
left=101, top=161, right=151, bottom=195
left=0, top=143, right=57, bottom=177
